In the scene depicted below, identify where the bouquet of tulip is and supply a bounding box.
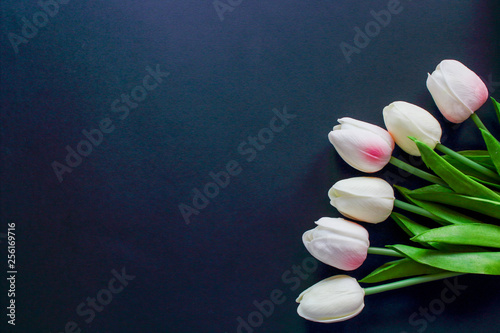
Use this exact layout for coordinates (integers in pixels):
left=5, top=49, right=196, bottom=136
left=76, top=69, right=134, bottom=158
left=296, top=60, right=500, bottom=323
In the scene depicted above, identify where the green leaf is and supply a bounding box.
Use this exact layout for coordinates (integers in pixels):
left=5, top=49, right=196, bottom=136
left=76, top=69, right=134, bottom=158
left=457, top=150, right=495, bottom=169
left=440, top=152, right=500, bottom=188
left=390, top=212, right=484, bottom=252
left=414, top=139, right=500, bottom=201
left=391, top=212, right=431, bottom=238
left=491, top=97, right=500, bottom=124
left=436, top=143, right=500, bottom=183
left=410, top=191, right=500, bottom=220
left=409, top=198, right=481, bottom=224
left=408, top=184, right=454, bottom=195
left=480, top=128, right=500, bottom=175
left=443, top=153, right=496, bottom=181
left=359, top=258, right=448, bottom=283
left=412, top=223, right=500, bottom=248
left=396, top=186, right=482, bottom=225
left=468, top=176, right=500, bottom=191
left=390, top=244, right=500, bottom=275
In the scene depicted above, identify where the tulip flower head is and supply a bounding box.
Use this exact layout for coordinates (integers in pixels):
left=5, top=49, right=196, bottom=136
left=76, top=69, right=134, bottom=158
left=328, top=177, right=395, bottom=223
left=302, top=217, right=369, bottom=271
left=383, top=101, right=442, bottom=156
left=296, top=275, right=365, bottom=323
left=328, top=117, right=395, bottom=173
left=426, top=59, right=489, bottom=123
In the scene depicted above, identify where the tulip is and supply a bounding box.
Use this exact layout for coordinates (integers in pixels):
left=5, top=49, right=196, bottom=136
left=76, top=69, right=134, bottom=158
left=426, top=59, right=489, bottom=123
left=328, top=117, right=394, bottom=173
left=302, top=217, right=369, bottom=270
left=328, top=177, right=394, bottom=223
left=383, top=101, right=442, bottom=156
left=296, top=275, right=365, bottom=323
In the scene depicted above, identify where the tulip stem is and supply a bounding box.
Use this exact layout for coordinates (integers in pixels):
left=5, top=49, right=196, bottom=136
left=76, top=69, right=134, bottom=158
left=394, top=199, right=438, bottom=220
left=470, top=113, right=489, bottom=133
left=389, top=157, right=448, bottom=187
left=435, top=143, right=500, bottom=182
left=367, top=247, right=405, bottom=257
left=363, top=272, right=464, bottom=296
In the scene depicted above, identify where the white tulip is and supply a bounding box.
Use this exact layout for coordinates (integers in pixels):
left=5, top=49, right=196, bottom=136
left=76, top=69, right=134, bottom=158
left=383, top=101, right=442, bottom=156
left=296, top=275, right=365, bottom=323
left=302, top=217, right=369, bottom=270
left=426, top=59, right=489, bottom=123
left=328, top=117, right=394, bottom=173
left=328, top=177, right=394, bottom=223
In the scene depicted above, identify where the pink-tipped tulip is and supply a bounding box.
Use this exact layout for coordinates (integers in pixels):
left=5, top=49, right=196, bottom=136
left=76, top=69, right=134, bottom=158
left=302, top=217, right=369, bottom=271
left=328, top=118, right=394, bottom=173
left=426, top=59, right=489, bottom=123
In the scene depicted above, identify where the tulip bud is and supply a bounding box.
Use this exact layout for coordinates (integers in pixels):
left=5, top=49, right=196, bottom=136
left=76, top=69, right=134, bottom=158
left=328, top=177, right=394, bottom=223
left=383, top=101, right=442, bottom=156
left=426, top=59, right=489, bottom=123
left=328, top=117, right=394, bottom=173
left=302, top=217, right=369, bottom=270
left=296, top=275, right=365, bottom=323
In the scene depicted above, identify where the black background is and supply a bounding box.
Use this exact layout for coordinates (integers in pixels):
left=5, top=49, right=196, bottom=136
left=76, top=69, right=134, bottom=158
left=1, top=1, right=500, bottom=332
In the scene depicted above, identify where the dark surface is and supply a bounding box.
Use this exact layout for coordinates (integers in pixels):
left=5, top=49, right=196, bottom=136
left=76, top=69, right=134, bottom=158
left=1, top=1, right=500, bottom=332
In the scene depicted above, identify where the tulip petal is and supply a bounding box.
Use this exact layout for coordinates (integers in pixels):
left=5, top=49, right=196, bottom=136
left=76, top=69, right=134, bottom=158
left=328, top=177, right=395, bottom=223
left=427, top=74, right=471, bottom=123
left=332, top=196, right=393, bottom=223
left=315, top=217, right=370, bottom=244
left=427, top=60, right=489, bottom=123
left=329, top=118, right=394, bottom=172
left=303, top=218, right=369, bottom=270
left=296, top=275, right=365, bottom=323
left=329, top=130, right=393, bottom=172
left=383, top=101, right=442, bottom=156
left=330, top=177, right=394, bottom=198
left=337, top=117, right=394, bottom=149
left=306, top=234, right=368, bottom=270
left=439, top=60, right=488, bottom=113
